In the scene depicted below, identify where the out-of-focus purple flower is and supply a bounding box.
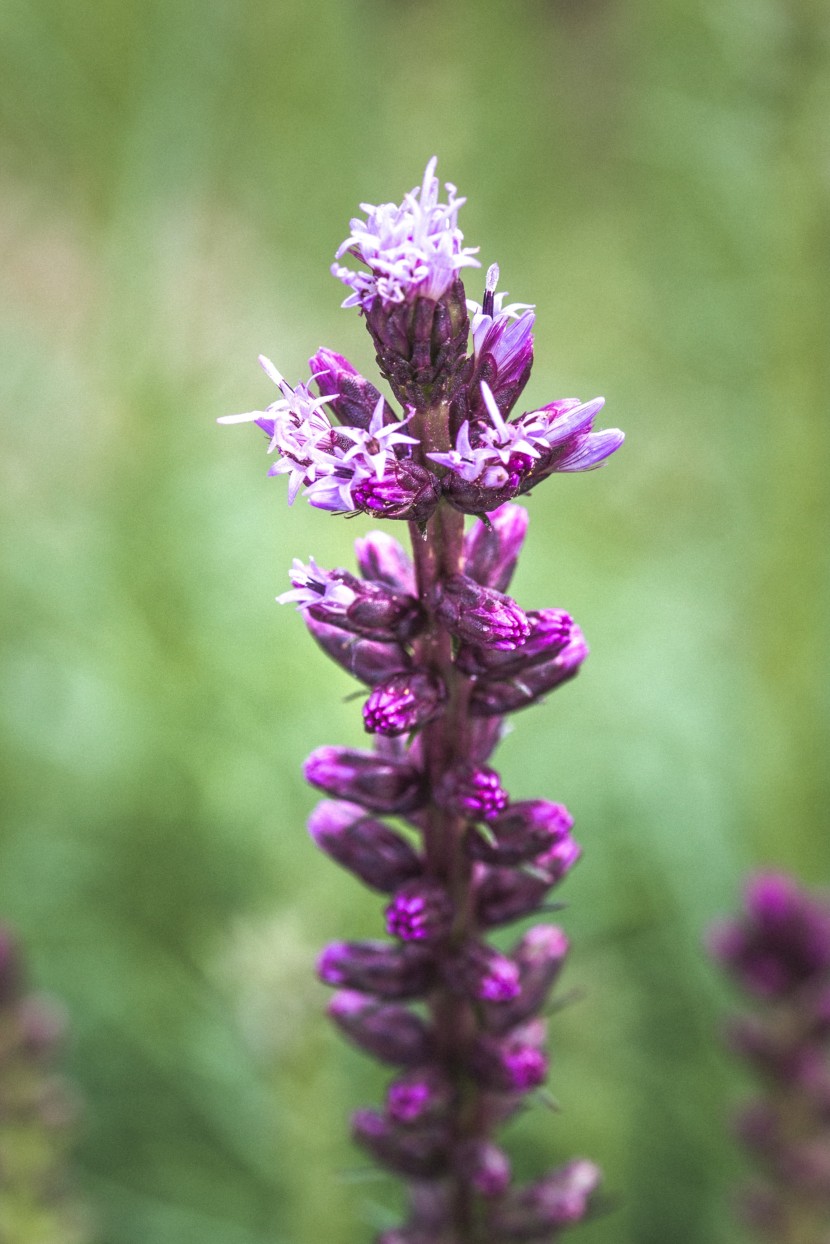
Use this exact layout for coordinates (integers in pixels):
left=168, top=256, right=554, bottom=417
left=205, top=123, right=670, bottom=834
left=471, top=1019, right=549, bottom=1093
left=385, top=879, right=454, bottom=943
left=363, top=672, right=447, bottom=738
left=484, top=925, right=570, bottom=1034
left=428, top=574, right=530, bottom=651
left=308, top=800, right=422, bottom=893
left=328, top=992, right=433, bottom=1066
left=454, top=1138, right=512, bottom=1197
left=304, top=746, right=426, bottom=814
left=710, top=873, right=830, bottom=999
left=332, top=158, right=480, bottom=310
left=318, top=940, right=435, bottom=1000
left=476, top=837, right=582, bottom=929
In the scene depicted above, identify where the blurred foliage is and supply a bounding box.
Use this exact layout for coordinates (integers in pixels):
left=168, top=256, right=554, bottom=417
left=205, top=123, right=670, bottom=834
left=0, top=0, right=828, bottom=1241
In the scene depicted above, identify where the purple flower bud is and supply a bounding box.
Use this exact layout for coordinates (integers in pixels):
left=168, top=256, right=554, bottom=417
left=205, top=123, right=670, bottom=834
left=317, top=940, right=435, bottom=1000
left=280, top=559, right=424, bottom=642
left=304, top=746, right=427, bottom=814
left=308, top=347, right=393, bottom=430
left=443, top=940, right=520, bottom=1002
left=429, top=574, right=530, bottom=651
left=453, top=1139, right=512, bottom=1197
left=363, top=673, right=447, bottom=738
left=308, top=800, right=422, bottom=892
left=386, top=880, right=454, bottom=943
left=352, top=1108, right=450, bottom=1179
left=492, top=1159, right=602, bottom=1239
left=435, top=763, right=509, bottom=822
left=484, top=925, right=570, bottom=1034
left=470, top=625, right=588, bottom=715
left=471, top=1019, right=549, bottom=1093
left=328, top=991, right=433, bottom=1066
left=354, top=530, right=416, bottom=594
left=476, top=840, right=581, bottom=928
left=466, top=801, right=573, bottom=867
left=387, top=1067, right=452, bottom=1124
left=462, top=502, right=529, bottom=593
left=304, top=615, right=412, bottom=686
left=456, top=609, right=573, bottom=678
left=353, top=461, right=442, bottom=524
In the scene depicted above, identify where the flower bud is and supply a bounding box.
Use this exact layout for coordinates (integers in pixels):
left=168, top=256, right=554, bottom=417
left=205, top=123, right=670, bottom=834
left=453, top=1139, right=511, bottom=1197
left=308, top=800, right=421, bottom=892
left=328, top=992, right=433, bottom=1066
left=364, top=279, right=472, bottom=408
left=476, top=840, right=581, bottom=929
left=469, top=625, right=588, bottom=715
left=363, top=673, right=447, bottom=738
left=354, top=531, right=416, bottom=594
left=352, top=1108, right=450, bottom=1179
left=308, top=348, right=392, bottom=430
left=443, top=940, right=520, bottom=1003
left=353, top=461, right=442, bottom=524
left=429, top=574, right=529, bottom=651
left=435, top=763, right=509, bottom=822
left=317, top=940, right=435, bottom=1000
left=456, top=609, right=573, bottom=678
left=280, top=560, right=424, bottom=642
left=387, top=1067, right=452, bottom=1124
left=491, top=1159, right=601, bottom=1239
left=471, top=1019, right=549, bottom=1093
left=386, top=880, right=454, bottom=944
left=462, top=502, right=529, bottom=593
left=484, top=925, right=570, bottom=1034
left=466, top=801, right=573, bottom=867
left=304, top=746, right=427, bottom=814
left=304, top=615, right=412, bottom=686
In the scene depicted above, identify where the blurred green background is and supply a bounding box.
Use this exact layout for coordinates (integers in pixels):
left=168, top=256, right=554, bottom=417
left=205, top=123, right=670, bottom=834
left=1, top=0, right=828, bottom=1240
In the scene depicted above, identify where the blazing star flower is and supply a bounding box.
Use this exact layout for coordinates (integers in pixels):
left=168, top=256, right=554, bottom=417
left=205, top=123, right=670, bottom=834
left=221, top=160, right=619, bottom=1243
left=332, top=157, right=481, bottom=309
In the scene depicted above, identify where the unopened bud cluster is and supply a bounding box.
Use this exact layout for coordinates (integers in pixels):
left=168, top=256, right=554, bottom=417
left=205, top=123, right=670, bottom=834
left=221, top=160, right=621, bottom=1242
left=709, top=874, right=830, bottom=1242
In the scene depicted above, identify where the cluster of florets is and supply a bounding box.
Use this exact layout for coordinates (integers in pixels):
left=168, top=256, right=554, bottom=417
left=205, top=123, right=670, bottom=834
left=709, top=874, right=830, bottom=1240
left=0, top=927, right=89, bottom=1243
left=220, top=160, right=622, bottom=521
left=295, top=506, right=598, bottom=1241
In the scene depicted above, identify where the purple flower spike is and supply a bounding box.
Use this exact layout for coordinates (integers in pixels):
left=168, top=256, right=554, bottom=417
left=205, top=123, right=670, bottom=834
left=462, top=501, right=529, bottom=593
left=429, top=574, right=530, bottom=651
left=221, top=160, right=618, bottom=1239
left=363, top=672, right=447, bottom=738
left=317, top=940, right=435, bottom=1000
left=304, top=746, right=426, bottom=814
left=308, top=800, right=422, bottom=892
left=328, top=992, right=433, bottom=1066
left=436, top=762, right=509, bottom=822
left=386, top=879, right=454, bottom=944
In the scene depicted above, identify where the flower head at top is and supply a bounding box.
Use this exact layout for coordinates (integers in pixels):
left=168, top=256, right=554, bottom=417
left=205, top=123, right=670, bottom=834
left=332, top=157, right=481, bottom=310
